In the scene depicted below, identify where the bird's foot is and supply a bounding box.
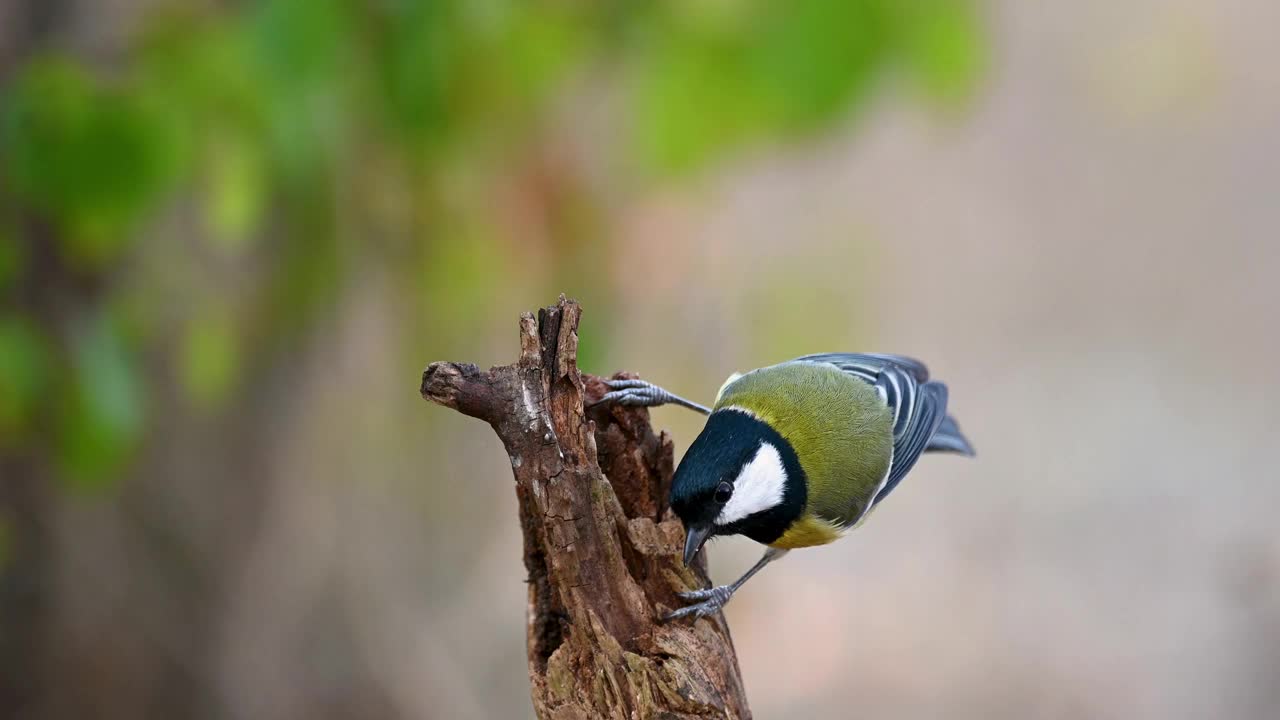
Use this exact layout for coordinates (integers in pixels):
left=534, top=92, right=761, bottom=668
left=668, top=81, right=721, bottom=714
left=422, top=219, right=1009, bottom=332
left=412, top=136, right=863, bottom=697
left=597, top=379, right=676, bottom=409
left=664, top=585, right=735, bottom=621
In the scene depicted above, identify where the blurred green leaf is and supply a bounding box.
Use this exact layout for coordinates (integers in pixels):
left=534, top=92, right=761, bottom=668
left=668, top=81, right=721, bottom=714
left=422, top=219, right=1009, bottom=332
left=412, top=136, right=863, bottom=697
left=249, top=0, right=345, bottom=90
left=0, top=57, right=179, bottom=268
left=56, top=313, right=145, bottom=489
left=136, top=9, right=268, bottom=135
left=248, top=0, right=348, bottom=183
left=632, top=0, right=981, bottom=173
left=632, top=28, right=755, bottom=173
left=205, top=134, right=266, bottom=251
left=632, top=0, right=892, bottom=173
left=747, top=0, right=890, bottom=133
left=498, top=5, right=587, bottom=107
left=179, top=307, right=240, bottom=410
left=0, top=314, right=50, bottom=442
left=900, top=0, right=985, bottom=106
left=369, top=0, right=456, bottom=145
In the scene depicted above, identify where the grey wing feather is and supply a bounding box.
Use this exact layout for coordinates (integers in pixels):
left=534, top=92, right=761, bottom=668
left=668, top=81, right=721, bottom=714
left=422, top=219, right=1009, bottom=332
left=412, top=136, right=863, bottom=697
left=792, top=353, right=962, bottom=509
left=927, top=415, right=976, bottom=456
left=878, top=381, right=948, bottom=503
left=796, top=352, right=930, bottom=382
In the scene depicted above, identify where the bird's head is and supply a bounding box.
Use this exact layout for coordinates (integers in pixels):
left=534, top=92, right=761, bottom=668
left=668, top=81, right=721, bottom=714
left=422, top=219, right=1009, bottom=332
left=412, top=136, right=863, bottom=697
left=669, top=408, right=806, bottom=565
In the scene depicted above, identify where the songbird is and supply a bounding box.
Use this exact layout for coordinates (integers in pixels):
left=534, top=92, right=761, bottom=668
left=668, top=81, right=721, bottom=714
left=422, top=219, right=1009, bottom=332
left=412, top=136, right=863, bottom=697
left=601, top=353, right=974, bottom=619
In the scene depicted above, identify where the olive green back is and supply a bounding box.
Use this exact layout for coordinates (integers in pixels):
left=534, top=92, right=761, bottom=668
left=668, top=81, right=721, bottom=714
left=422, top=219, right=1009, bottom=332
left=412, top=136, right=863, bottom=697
left=715, top=362, right=893, bottom=526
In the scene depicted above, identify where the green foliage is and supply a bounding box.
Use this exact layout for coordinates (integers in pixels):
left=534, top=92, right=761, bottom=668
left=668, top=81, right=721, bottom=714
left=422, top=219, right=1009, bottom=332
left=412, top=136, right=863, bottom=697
left=899, top=0, right=986, bottom=106
left=55, top=312, right=145, bottom=490
left=204, top=134, right=268, bottom=250
left=631, top=0, right=985, bottom=172
left=0, top=58, right=179, bottom=268
left=180, top=307, right=241, bottom=411
left=0, top=314, right=50, bottom=443
left=367, top=0, right=459, bottom=145
left=0, top=0, right=983, bottom=488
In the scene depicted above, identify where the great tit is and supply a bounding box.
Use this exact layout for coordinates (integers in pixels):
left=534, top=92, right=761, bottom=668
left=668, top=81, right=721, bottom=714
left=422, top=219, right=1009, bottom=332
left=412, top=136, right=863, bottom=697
left=601, top=353, right=974, bottom=620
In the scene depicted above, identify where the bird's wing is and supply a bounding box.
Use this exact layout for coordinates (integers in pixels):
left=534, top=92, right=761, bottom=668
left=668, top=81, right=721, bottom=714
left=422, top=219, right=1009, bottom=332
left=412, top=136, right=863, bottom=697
left=792, top=353, right=949, bottom=507
left=926, top=414, right=975, bottom=456
left=797, top=352, right=930, bottom=383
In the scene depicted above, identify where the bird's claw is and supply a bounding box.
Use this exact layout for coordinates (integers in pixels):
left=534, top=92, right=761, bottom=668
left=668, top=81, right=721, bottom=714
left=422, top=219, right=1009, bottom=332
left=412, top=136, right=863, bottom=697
left=603, top=379, right=650, bottom=390
left=663, top=585, right=734, bottom=621
left=597, top=379, right=671, bottom=408
left=676, top=587, right=724, bottom=601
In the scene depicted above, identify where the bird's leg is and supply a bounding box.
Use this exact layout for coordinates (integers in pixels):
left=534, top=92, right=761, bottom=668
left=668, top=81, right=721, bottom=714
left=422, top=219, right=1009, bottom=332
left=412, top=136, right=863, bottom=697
left=665, top=547, right=788, bottom=621
left=596, top=378, right=711, bottom=415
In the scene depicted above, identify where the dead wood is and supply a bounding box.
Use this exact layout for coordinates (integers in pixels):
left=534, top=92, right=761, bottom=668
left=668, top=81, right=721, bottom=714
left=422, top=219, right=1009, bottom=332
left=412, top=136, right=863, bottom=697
left=420, top=296, right=750, bottom=719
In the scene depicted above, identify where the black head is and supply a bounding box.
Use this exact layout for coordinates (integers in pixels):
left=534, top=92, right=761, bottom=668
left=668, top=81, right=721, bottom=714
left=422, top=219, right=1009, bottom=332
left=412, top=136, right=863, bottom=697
left=669, top=409, right=806, bottom=564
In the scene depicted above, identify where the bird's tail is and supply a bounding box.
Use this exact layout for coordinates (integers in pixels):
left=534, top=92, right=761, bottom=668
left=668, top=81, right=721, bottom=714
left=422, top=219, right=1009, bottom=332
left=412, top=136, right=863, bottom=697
left=926, top=415, right=975, bottom=456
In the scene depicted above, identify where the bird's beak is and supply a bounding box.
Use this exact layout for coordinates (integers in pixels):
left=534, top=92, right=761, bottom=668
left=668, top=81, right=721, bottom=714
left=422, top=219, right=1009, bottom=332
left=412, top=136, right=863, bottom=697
left=682, top=523, right=713, bottom=566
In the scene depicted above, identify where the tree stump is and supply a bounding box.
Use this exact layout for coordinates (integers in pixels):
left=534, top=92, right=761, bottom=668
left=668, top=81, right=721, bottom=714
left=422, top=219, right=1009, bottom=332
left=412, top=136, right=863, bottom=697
left=420, top=297, right=750, bottom=719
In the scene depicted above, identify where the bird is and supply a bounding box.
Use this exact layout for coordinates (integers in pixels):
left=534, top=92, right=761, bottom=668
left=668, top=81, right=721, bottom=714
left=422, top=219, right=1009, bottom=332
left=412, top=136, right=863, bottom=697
left=599, top=353, right=974, bottom=620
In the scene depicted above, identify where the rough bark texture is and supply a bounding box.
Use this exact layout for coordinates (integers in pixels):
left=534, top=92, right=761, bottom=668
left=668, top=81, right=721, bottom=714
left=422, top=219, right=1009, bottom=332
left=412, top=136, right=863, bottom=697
left=420, top=297, right=750, bottom=719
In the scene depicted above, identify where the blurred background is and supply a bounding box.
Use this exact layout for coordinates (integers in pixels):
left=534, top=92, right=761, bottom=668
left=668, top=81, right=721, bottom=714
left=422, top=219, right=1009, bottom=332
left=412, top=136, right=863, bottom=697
left=2, top=0, right=1279, bottom=718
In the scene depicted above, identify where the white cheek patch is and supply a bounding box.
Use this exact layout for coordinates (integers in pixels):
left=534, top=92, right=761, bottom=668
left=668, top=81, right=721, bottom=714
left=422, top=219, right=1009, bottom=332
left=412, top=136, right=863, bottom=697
left=716, top=442, right=787, bottom=526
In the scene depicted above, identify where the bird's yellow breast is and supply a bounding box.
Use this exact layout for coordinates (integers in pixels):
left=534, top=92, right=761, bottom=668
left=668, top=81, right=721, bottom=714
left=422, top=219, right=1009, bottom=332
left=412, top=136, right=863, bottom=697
left=769, top=515, right=845, bottom=549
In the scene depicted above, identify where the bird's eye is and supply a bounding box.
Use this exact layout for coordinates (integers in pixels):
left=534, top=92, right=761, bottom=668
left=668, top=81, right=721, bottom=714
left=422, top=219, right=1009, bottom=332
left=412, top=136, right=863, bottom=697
left=714, top=481, right=734, bottom=504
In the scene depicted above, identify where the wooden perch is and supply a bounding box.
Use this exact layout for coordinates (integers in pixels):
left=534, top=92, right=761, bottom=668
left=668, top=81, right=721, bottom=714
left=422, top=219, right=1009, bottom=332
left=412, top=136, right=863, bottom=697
left=420, top=297, right=751, bottom=719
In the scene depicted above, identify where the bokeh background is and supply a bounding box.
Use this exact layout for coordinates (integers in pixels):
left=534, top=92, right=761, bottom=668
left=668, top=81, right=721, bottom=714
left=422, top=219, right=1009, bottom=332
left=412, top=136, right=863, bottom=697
left=3, top=0, right=1279, bottom=718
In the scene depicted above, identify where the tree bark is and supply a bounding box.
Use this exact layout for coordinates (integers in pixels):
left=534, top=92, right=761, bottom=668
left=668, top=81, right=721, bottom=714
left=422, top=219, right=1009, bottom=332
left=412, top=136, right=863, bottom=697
left=420, top=296, right=750, bottom=719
